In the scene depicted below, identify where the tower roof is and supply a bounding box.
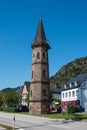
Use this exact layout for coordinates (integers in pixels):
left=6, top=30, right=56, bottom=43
left=31, top=17, right=51, bottom=49
left=34, top=17, right=46, bottom=41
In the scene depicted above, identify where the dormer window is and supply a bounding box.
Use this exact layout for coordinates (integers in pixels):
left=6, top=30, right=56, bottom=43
left=69, top=83, right=72, bottom=88
left=64, top=84, right=67, bottom=89
left=75, top=81, right=78, bottom=86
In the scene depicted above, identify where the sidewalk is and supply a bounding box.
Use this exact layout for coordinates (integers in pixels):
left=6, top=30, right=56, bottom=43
left=0, top=127, right=6, bottom=130
left=76, top=111, right=87, bottom=114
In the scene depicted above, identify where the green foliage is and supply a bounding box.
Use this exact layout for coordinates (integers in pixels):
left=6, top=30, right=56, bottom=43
left=3, top=107, right=16, bottom=112
left=1, top=87, right=19, bottom=93
left=4, top=91, right=21, bottom=106
left=0, top=93, right=3, bottom=106
left=50, top=90, right=53, bottom=102
left=67, top=103, right=76, bottom=114
left=35, top=113, right=87, bottom=120
left=50, top=56, right=87, bottom=85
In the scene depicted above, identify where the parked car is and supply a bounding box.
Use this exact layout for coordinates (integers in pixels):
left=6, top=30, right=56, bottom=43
left=16, top=105, right=29, bottom=112
left=75, top=105, right=84, bottom=112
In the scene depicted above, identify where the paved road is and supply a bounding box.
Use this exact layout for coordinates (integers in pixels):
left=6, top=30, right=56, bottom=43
left=0, top=127, right=6, bottom=130
left=0, top=112, right=87, bottom=130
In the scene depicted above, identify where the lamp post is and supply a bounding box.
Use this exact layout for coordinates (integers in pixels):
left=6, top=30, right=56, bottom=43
left=12, top=115, right=15, bottom=130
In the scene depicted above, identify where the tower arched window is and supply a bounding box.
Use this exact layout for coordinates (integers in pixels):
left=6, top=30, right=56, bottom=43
left=43, top=70, right=46, bottom=78
left=43, top=52, right=45, bottom=58
left=43, top=89, right=47, bottom=96
left=32, top=71, right=33, bottom=78
left=30, top=90, right=32, bottom=97
left=33, top=53, right=35, bottom=58
left=37, top=52, right=40, bottom=59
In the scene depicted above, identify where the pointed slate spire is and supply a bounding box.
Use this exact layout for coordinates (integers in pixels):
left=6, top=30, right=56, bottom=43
left=31, top=17, right=51, bottom=49
left=34, top=17, right=46, bottom=41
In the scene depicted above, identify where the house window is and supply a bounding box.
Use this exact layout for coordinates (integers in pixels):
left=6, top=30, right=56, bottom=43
left=76, top=90, right=78, bottom=96
left=62, top=93, right=64, bottom=98
left=72, top=91, right=75, bottom=97
left=43, top=70, right=46, bottom=78
left=65, top=92, right=67, bottom=98
left=37, top=52, right=40, bottom=59
left=69, top=91, right=71, bottom=97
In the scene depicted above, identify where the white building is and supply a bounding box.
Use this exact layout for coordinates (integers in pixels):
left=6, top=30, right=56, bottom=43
left=61, top=74, right=87, bottom=112
left=21, top=82, right=30, bottom=106
left=21, top=84, right=28, bottom=106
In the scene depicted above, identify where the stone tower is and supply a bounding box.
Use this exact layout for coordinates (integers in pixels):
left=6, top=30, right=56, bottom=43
left=29, top=17, right=51, bottom=114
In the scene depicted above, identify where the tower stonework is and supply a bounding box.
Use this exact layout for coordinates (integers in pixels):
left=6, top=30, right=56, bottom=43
left=29, top=18, right=51, bottom=114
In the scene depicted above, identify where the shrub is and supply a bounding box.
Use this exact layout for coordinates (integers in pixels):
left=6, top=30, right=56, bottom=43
left=67, top=103, right=76, bottom=114
left=3, top=107, right=16, bottom=112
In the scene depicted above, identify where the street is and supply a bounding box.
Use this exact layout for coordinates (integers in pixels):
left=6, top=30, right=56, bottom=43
left=0, top=112, right=87, bottom=130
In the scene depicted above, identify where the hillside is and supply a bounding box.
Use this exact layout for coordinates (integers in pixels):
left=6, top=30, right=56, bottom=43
left=50, top=56, right=87, bottom=86
left=1, top=86, right=21, bottom=93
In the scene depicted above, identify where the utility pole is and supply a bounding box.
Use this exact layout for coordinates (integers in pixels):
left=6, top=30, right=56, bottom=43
left=12, top=115, right=15, bottom=130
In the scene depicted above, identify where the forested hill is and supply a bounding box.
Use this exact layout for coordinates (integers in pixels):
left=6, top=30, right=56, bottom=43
left=1, top=87, right=20, bottom=93
left=50, top=56, right=87, bottom=86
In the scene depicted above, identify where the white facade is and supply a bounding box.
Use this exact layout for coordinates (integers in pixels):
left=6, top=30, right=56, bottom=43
left=61, top=88, right=78, bottom=102
left=21, top=84, right=28, bottom=106
left=80, top=80, right=87, bottom=111
left=61, top=74, right=87, bottom=112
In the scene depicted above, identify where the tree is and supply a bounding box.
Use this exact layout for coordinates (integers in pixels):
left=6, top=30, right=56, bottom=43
left=50, top=90, right=53, bottom=102
left=4, top=91, right=21, bottom=107
left=0, top=93, right=3, bottom=107
left=67, top=103, right=76, bottom=114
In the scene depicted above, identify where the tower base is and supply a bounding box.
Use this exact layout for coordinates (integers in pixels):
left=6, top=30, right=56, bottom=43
left=29, top=101, right=50, bottom=114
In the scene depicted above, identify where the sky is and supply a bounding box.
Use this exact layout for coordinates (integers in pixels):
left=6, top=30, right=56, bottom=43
left=0, top=0, right=87, bottom=89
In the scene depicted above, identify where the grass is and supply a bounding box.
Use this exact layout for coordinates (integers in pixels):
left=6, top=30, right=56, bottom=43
left=1, top=107, right=16, bottom=113
left=33, top=112, right=87, bottom=121
left=1, top=107, right=87, bottom=121
left=0, top=123, right=17, bottom=130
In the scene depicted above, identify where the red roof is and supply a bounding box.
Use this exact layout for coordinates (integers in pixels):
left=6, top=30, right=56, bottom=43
left=22, top=85, right=28, bottom=95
